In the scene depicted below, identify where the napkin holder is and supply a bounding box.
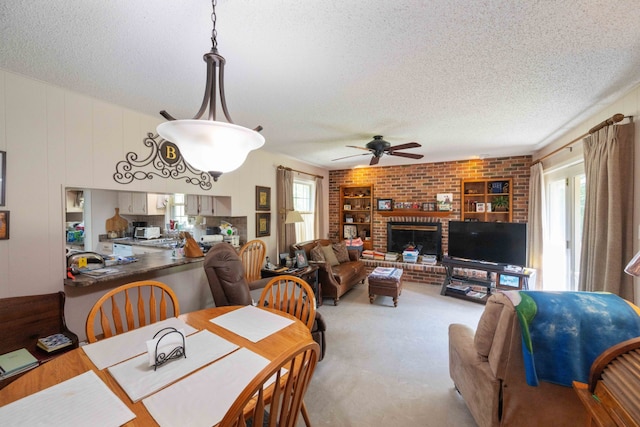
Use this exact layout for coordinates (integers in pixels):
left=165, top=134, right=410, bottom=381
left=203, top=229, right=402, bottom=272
left=152, top=327, right=186, bottom=371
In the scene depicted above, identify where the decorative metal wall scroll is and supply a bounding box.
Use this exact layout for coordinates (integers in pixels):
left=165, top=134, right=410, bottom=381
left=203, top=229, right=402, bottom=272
left=114, top=133, right=213, bottom=190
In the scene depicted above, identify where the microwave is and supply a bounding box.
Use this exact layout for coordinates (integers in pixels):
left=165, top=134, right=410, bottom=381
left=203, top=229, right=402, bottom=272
left=135, top=226, right=161, bottom=239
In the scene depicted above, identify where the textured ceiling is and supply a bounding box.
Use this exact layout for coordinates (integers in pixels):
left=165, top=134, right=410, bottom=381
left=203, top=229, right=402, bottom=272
left=2, top=1, right=640, bottom=169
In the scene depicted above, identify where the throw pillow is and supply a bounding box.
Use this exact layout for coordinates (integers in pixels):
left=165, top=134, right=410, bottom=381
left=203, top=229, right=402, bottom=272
left=332, top=241, right=350, bottom=263
left=310, top=244, right=325, bottom=262
left=320, top=244, right=340, bottom=266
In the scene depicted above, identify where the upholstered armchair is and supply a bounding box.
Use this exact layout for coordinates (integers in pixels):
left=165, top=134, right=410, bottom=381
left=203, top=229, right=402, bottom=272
left=203, top=243, right=326, bottom=360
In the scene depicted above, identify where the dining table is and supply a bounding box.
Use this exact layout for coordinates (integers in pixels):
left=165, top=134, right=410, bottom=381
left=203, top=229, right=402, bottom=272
left=0, top=305, right=313, bottom=426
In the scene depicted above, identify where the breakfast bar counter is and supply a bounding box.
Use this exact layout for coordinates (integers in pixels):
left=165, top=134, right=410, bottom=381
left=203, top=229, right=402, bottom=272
left=64, top=252, right=204, bottom=287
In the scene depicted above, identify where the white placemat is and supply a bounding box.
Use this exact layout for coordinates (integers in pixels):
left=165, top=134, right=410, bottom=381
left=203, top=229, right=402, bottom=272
left=108, top=330, right=239, bottom=402
left=0, top=370, right=135, bottom=427
left=143, top=347, right=270, bottom=427
left=209, top=305, right=294, bottom=342
left=83, top=317, right=198, bottom=370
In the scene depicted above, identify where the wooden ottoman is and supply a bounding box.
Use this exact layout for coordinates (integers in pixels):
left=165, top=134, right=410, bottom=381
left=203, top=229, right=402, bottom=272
left=368, top=267, right=403, bottom=307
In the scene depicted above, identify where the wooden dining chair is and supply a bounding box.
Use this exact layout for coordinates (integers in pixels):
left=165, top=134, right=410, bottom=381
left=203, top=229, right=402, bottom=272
left=85, top=280, right=180, bottom=343
left=259, top=275, right=316, bottom=330
left=258, top=275, right=317, bottom=426
left=219, top=340, right=320, bottom=427
left=238, top=239, right=266, bottom=288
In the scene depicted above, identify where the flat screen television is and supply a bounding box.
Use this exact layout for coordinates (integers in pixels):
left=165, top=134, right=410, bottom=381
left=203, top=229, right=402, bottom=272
left=447, top=221, right=527, bottom=266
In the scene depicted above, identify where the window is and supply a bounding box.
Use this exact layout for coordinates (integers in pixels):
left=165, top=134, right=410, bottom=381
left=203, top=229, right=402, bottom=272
left=293, top=178, right=316, bottom=241
left=170, top=194, right=191, bottom=231
left=544, top=162, right=585, bottom=291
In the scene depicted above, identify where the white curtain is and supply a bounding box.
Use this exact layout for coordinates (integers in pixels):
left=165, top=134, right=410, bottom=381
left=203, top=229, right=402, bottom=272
left=527, top=162, right=545, bottom=290
left=579, top=123, right=634, bottom=300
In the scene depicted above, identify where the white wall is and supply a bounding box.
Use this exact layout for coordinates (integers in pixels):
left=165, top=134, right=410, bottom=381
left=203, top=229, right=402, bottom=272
left=0, top=69, right=329, bottom=339
left=533, top=83, right=640, bottom=302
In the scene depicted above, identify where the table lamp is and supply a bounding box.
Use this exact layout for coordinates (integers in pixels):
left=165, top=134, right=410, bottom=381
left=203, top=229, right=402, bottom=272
left=285, top=210, right=304, bottom=225
left=624, top=250, right=640, bottom=276
left=285, top=211, right=304, bottom=262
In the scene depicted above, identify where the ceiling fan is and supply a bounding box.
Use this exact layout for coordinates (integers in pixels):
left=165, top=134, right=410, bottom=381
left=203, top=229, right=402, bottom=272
left=332, top=135, right=424, bottom=166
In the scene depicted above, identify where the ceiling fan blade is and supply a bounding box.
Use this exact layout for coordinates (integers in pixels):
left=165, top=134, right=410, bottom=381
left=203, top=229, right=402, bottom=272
left=386, top=142, right=421, bottom=152
left=346, top=145, right=373, bottom=152
left=388, top=152, right=424, bottom=159
left=332, top=153, right=371, bottom=161
left=370, top=156, right=380, bottom=166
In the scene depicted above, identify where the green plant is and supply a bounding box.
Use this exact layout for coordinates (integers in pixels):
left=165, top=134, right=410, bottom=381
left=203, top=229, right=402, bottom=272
left=492, top=196, right=509, bottom=210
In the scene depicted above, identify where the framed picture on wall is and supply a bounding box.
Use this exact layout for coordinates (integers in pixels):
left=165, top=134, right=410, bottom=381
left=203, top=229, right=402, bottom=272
left=255, top=186, right=271, bottom=211
left=0, top=211, right=9, bottom=240
left=0, top=151, right=5, bottom=206
left=256, top=212, right=271, bottom=237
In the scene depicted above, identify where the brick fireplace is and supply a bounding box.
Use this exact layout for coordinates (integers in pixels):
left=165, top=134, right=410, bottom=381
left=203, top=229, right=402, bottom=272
left=328, top=155, right=532, bottom=284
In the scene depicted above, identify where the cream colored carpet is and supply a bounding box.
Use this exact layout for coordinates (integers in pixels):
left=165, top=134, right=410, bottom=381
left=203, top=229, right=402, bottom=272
left=303, top=281, right=484, bottom=427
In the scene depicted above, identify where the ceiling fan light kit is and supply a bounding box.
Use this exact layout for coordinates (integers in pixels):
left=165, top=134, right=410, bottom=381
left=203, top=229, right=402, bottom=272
left=333, top=135, right=424, bottom=166
left=156, top=0, right=264, bottom=181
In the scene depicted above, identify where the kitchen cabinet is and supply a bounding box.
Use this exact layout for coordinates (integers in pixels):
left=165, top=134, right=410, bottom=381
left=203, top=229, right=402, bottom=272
left=146, top=194, right=168, bottom=215
left=117, top=192, right=167, bottom=216
left=213, top=196, right=231, bottom=216
left=118, top=192, right=148, bottom=215
left=65, top=190, right=84, bottom=213
left=185, top=195, right=231, bottom=216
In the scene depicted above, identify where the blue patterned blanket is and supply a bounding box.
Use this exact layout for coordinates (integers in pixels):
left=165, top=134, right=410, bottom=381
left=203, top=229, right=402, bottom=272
left=504, top=290, right=640, bottom=387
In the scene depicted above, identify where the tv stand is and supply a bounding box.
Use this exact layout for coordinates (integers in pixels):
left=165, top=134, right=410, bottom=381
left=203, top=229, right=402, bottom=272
left=440, top=256, right=535, bottom=304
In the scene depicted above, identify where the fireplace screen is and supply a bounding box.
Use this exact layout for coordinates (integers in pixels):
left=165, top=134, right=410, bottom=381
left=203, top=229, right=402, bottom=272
left=387, top=222, right=442, bottom=259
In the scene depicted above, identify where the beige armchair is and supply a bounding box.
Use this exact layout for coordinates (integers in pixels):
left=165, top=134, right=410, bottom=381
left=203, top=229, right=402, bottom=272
left=448, top=292, right=587, bottom=427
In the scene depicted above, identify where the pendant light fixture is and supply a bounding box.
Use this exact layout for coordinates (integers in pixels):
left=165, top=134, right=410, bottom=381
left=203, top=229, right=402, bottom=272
left=157, top=0, right=264, bottom=181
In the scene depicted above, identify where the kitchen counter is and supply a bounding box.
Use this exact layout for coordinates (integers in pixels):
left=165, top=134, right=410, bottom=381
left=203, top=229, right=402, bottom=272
left=100, top=237, right=181, bottom=250
left=64, top=252, right=204, bottom=287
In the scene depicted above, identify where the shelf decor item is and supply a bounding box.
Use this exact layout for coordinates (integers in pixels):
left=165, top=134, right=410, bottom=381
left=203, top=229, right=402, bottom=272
left=436, top=193, right=453, bottom=211
left=492, top=195, right=509, bottom=211
left=343, top=224, right=358, bottom=239
left=377, top=199, right=393, bottom=211
left=255, top=186, right=271, bottom=211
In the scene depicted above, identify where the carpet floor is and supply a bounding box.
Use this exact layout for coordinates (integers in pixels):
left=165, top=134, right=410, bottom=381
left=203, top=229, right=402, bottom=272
left=302, top=280, right=484, bottom=426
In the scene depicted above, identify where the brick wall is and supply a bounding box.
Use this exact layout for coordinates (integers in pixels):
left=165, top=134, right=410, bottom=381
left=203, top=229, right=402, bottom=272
left=329, top=155, right=532, bottom=256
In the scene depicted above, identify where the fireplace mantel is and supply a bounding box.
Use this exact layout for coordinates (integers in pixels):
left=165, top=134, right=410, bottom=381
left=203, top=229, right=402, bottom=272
left=378, top=210, right=451, bottom=218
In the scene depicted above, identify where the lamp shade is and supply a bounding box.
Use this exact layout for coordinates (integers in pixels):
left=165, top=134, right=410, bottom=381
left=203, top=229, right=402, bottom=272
left=285, top=210, right=304, bottom=224
left=625, top=250, right=640, bottom=277
left=157, top=120, right=265, bottom=177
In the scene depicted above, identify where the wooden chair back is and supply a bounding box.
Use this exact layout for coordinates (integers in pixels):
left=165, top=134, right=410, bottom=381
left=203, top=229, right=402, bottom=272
left=85, top=280, right=180, bottom=343
left=238, top=239, right=266, bottom=284
left=219, top=340, right=320, bottom=427
left=259, top=275, right=316, bottom=331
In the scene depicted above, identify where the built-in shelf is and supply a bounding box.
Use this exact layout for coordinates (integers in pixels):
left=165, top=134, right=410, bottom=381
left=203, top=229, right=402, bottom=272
left=378, top=210, right=451, bottom=217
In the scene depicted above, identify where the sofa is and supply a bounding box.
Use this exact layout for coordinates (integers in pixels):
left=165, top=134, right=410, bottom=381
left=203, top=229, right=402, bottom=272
left=293, top=239, right=367, bottom=305
left=448, top=292, right=587, bottom=427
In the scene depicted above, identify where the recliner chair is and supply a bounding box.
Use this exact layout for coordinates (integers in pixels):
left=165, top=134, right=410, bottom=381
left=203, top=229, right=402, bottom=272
left=203, top=243, right=326, bottom=360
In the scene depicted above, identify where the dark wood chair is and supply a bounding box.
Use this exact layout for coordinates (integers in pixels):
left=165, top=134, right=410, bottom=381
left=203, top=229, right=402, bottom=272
left=0, top=291, right=79, bottom=389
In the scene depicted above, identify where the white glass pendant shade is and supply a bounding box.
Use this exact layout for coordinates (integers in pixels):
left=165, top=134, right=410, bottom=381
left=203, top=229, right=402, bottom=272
left=157, top=119, right=265, bottom=176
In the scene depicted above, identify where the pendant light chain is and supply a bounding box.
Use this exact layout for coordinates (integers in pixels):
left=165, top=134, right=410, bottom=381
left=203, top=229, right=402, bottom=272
left=211, top=0, right=218, bottom=51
